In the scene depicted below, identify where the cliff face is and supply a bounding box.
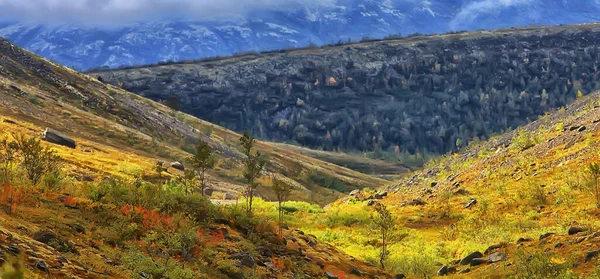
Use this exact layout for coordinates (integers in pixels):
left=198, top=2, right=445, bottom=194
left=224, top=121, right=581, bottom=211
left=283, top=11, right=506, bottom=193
left=95, top=24, right=600, bottom=156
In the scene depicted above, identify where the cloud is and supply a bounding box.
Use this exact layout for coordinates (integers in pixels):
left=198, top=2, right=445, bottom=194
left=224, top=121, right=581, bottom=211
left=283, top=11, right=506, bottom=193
left=0, top=0, right=336, bottom=26
left=449, top=0, right=535, bottom=29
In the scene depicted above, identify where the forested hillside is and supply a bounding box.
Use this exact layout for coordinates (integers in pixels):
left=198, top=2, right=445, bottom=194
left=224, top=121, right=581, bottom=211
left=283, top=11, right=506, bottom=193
left=94, top=23, right=600, bottom=160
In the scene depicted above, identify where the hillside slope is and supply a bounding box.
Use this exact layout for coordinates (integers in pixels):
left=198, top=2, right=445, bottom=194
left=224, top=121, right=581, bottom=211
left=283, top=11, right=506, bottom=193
left=275, top=89, right=600, bottom=278
left=0, top=36, right=390, bottom=206
left=94, top=23, right=600, bottom=163
left=0, top=38, right=391, bottom=278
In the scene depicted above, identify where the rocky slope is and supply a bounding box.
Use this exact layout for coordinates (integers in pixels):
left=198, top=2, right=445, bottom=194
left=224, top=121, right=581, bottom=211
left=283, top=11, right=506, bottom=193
left=3, top=0, right=600, bottom=70
left=94, top=23, right=600, bottom=159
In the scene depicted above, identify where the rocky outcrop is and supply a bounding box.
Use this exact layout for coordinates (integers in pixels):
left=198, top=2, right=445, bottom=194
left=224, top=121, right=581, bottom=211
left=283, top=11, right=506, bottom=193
left=42, top=128, right=76, bottom=149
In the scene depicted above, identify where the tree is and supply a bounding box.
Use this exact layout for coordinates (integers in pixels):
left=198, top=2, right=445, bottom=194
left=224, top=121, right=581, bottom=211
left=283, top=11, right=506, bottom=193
left=180, top=169, right=197, bottom=195
left=272, top=177, right=293, bottom=237
left=0, top=136, right=18, bottom=184
left=188, top=139, right=216, bottom=197
left=587, top=162, right=600, bottom=208
left=371, top=204, right=396, bottom=269
left=13, top=134, right=61, bottom=186
left=153, top=161, right=165, bottom=178
left=239, top=130, right=266, bottom=214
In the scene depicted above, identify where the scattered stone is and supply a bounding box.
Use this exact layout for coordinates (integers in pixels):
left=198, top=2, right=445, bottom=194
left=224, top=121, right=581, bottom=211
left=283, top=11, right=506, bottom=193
left=487, top=252, right=506, bottom=263
left=325, top=271, right=339, bottom=279
left=569, top=126, right=580, bottom=131
left=516, top=237, right=533, bottom=243
left=554, top=242, right=564, bottom=249
left=316, top=260, right=325, bottom=269
left=231, top=253, right=255, bottom=267
left=585, top=250, right=600, bottom=262
left=407, top=199, right=427, bottom=206
left=7, top=245, right=20, bottom=255
left=485, top=243, right=508, bottom=254
left=578, top=126, right=587, bottom=132
left=437, top=265, right=449, bottom=276
left=573, top=236, right=587, bottom=244
left=470, top=258, right=488, bottom=266
left=34, top=260, right=49, bottom=273
left=539, top=232, right=555, bottom=240
left=223, top=193, right=237, bottom=200
left=367, top=200, right=376, bottom=206
left=169, top=161, right=185, bottom=171
left=70, top=223, right=86, bottom=234
left=460, top=251, right=483, bottom=265
left=203, top=187, right=214, bottom=197
left=393, top=274, right=406, bottom=279
left=2, top=119, right=15, bottom=124
left=431, top=182, right=438, bottom=187
left=374, top=191, right=388, bottom=199
left=464, top=198, right=477, bottom=209
left=349, top=189, right=360, bottom=196
left=568, top=227, right=586, bottom=235
left=350, top=267, right=364, bottom=276
left=42, top=128, right=76, bottom=148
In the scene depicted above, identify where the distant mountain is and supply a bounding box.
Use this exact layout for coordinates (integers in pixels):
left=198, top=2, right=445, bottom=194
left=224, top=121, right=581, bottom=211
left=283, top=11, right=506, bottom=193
left=2, top=0, right=600, bottom=70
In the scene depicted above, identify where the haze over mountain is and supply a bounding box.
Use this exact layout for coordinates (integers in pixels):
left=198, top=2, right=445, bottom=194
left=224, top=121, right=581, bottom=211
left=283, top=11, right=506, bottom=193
left=2, top=0, right=600, bottom=70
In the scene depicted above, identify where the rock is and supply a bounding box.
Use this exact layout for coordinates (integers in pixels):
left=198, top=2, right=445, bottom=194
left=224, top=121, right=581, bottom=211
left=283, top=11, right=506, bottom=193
left=458, top=268, right=471, bottom=274
left=569, top=126, right=580, bottom=131
left=231, top=253, right=255, bottom=267
left=169, top=161, right=185, bottom=171
left=70, top=223, right=86, bottom=234
left=568, top=227, right=585, bottom=235
left=2, top=119, right=16, bottom=124
left=554, top=242, right=564, bottom=249
left=139, top=272, right=151, bottom=278
left=516, top=237, right=533, bottom=243
left=484, top=243, right=507, bottom=254
left=464, top=198, right=477, bottom=209
left=459, top=251, right=483, bottom=265
left=374, top=191, right=388, bottom=199
left=539, top=232, right=555, bottom=240
left=578, top=126, right=587, bottom=132
left=34, top=260, right=49, bottom=273
left=407, top=199, right=427, bottom=206
left=7, top=245, right=20, bottom=255
left=487, top=252, right=506, bottom=263
left=585, top=250, right=600, bottom=262
left=325, top=271, right=339, bottom=279
left=349, top=189, right=360, bottom=196
left=470, top=258, right=488, bottom=266
left=316, top=260, right=325, bottom=269
left=431, top=182, right=438, bottom=187
left=223, top=193, right=237, bottom=200
left=32, top=231, right=76, bottom=253
left=350, top=267, right=364, bottom=276
left=42, top=128, right=76, bottom=148
left=437, top=265, right=449, bottom=276
left=367, top=200, right=376, bottom=206
left=393, top=274, right=406, bottom=279
left=203, top=187, right=214, bottom=197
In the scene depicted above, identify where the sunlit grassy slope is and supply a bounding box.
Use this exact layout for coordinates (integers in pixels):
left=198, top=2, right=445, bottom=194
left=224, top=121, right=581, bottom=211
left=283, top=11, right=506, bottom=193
left=260, top=91, right=600, bottom=278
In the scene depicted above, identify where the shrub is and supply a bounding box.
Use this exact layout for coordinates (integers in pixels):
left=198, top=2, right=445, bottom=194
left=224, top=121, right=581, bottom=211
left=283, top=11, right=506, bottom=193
left=13, top=134, right=61, bottom=186
left=511, top=129, right=539, bottom=151
left=513, top=249, right=574, bottom=278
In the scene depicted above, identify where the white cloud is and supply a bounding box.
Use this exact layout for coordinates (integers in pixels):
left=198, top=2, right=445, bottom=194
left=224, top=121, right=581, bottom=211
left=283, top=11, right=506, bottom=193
left=450, top=0, right=535, bottom=29
left=0, top=0, right=336, bottom=26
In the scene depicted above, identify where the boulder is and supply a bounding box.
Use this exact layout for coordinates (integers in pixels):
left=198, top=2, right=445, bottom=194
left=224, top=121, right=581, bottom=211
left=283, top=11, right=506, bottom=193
left=568, top=227, right=585, bottom=235
left=34, top=260, right=49, bottom=273
left=539, top=232, right=555, bottom=240
left=458, top=268, right=471, bottom=274
left=350, top=267, right=364, bottom=276
left=437, top=265, right=449, bottom=276
left=484, top=243, right=507, bottom=254
left=349, top=189, right=360, bottom=197
left=367, top=200, right=377, bottom=206
left=464, top=198, right=477, bottom=209
left=42, top=128, right=76, bottom=148
left=203, top=187, right=214, bottom=197
left=374, top=191, right=388, bottom=199
left=169, top=161, right=185, bottom=171
left=223, top=193, right=237, bottom=200
left=459, top=251, right=483, bottom=265
left=325, top=271, right=339, bottom=279
left=393, top=274, right=406, bottom=279
left=231, top=253, right=255, bottom=267
left=585, top=250, right=600, bottom=262
left=470, top=258, right=487, bottom=266
left=487, top=252, right=506, bottom=263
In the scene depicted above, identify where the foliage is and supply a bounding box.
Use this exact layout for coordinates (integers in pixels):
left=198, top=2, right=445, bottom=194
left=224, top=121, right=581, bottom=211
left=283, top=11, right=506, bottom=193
left=586, top=162, right=600, bottom=208
left=239, top=130, right=266, bottom=214
left=0, top=136, right=18, bottom=184
left=371, top=204, right=396, bottom=269
left=271, top=177, right=293, bottom=236
left=12, top=134, right=61, bottom=186
left=187, top=139, right=216, bottom=197
left=513, top=249, right=574, bottom=279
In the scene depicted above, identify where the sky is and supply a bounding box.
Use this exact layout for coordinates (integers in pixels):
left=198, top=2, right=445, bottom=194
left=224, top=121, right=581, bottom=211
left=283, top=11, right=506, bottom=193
left=0, top=0, right=336, bottom=25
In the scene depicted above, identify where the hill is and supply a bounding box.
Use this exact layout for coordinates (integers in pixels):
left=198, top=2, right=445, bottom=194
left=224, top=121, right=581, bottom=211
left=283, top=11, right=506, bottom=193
left=4, top=0, right=600, bottom=70
left=268, top=88, right=600, bottom=278
left=0, top=37, right=391, bottom=278
left=93, top=23, right=600, bottom=165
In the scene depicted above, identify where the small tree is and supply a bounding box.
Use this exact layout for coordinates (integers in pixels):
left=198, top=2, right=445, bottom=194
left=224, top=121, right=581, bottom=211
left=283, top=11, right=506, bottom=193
left=587, top=162, right=600, bottom=208
left=188, top=139, right=216, bottom=197
left=13, top=134, right=61, bottom=186
left=272, top=178, right=293, bottom=237
left=180, top=169, right=197, bottom=195
left=239, top=130, right=266, bottom=214
left=0, top=136, right=18, bottom=184
left=371, top=204, right=396, bottom=269
left=153, top=161, right=165, bottom=178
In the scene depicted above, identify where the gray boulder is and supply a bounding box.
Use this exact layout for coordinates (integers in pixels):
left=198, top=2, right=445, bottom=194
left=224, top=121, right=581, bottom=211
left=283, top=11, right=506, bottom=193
left=487, top=252, right=506, bottom=263
left=223, top=193, right=237, bottom=200
left=169, top=161, right=185, bottom=171
left=42, top=128, right=76, bottom=148
left=203, top=187, right=214, bottom=197
left=459, top=251, right=483, bottom=265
